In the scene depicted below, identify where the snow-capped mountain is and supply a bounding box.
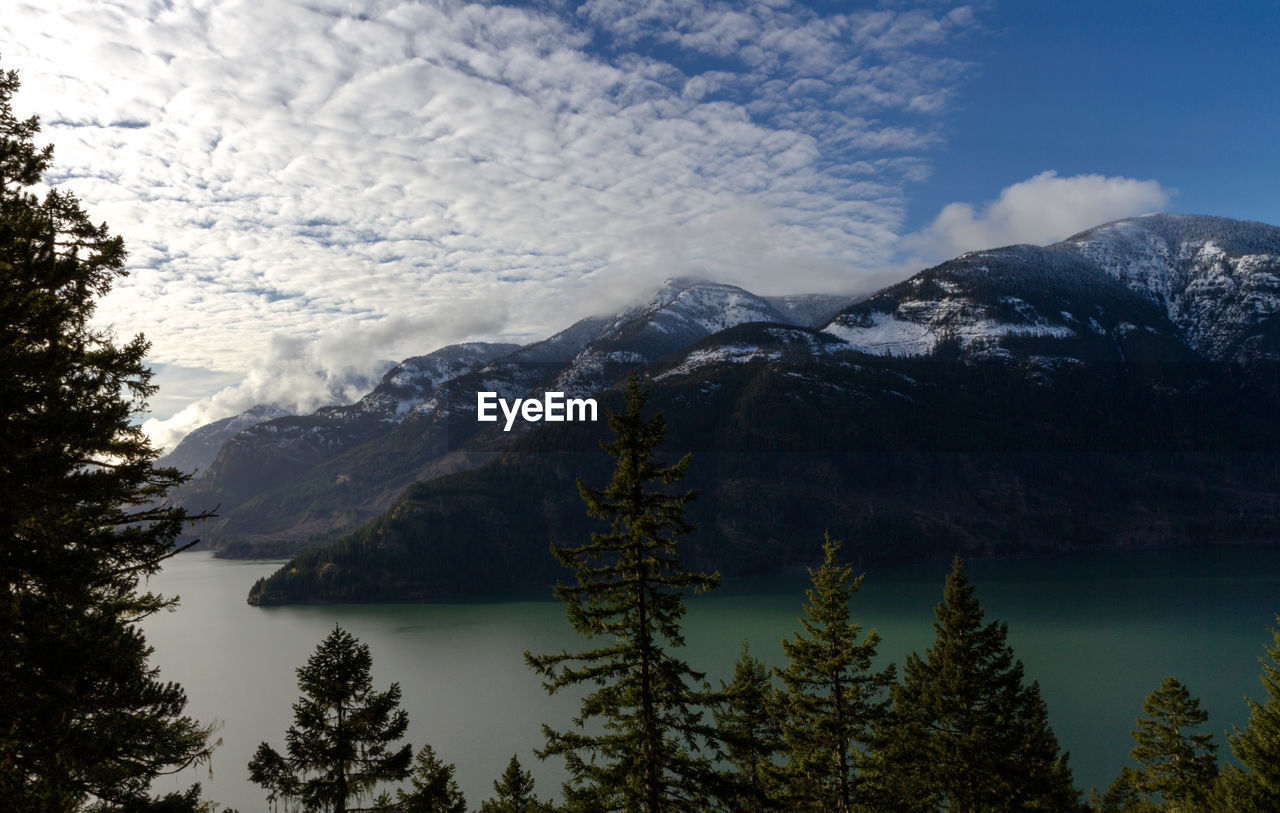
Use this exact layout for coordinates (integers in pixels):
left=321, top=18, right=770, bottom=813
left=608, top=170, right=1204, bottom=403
left=170, top=342, right=519, bottom=516
left=821, top=214, right=1280, bottom=364
left=157, top=404, right=291, bottom=474
left=175, top=279, right=850, bottom=553
left=179, top=215, right=1280, bottom=561
left=1067, top=214, right=1280, bottom=362
left=552, top=279, right=824, bottom=394
left=320, top=342, right=522, bottom=421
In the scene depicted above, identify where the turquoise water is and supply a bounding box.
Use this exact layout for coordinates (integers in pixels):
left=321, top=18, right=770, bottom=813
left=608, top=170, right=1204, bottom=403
left=143, top=546, right=1280, bottom=810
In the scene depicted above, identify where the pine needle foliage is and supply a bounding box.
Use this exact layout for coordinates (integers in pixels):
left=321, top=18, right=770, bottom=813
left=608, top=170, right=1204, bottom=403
left=1214, top=619, right=1280, bottom=810
left=248, top=625, right=412, bottom=813
left=712, top=641, right=786, bottom=811
left=479, top=754, right=554, bottom=813
left=890, top=556, right=1081, bottom=811
left=524, top=374, right=721, bottom=812
left=0, top=62, right=216, bottom=811
left=1095, top=677, right=1217, bottom=811
left=775, top=534, right=894, bottom=812
left=396, top=744, right=467, bottom=813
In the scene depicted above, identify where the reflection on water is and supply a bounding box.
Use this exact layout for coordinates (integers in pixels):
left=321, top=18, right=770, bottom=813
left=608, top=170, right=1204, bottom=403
left=144, top=545, right=1280, bottom=810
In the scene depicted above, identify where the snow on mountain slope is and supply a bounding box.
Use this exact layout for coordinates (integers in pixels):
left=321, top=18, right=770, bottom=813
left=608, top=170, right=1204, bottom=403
left=654, top=325, right=848, bottom=379
left=819, top=215, right=1280, bottom=363
left=1066, top=214, right=1280, bottom=362
left=158, top=404, right=291, bottom=474
left=323, top=342, right=521, bottom=421
left=819, top=245, right=1148, bottom=358
left=553, top=279, right=794, bottom=394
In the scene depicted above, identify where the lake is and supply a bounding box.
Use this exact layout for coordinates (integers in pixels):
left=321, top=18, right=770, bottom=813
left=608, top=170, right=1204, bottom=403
left=143, top=545, right=1280, bottom=810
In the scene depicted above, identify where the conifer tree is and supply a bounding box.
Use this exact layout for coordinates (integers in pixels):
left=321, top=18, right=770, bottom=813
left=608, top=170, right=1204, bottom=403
left=890, top=557, right=1081, bottom=811
left=712, top=641, right=786, bottom=811
left=479, top=754, right=554, bottom=813
left=524, top=374, right=721, bottom=812
left=1096, top=677, right=1216, bottom=811
left=774, top=534, right=895, bottom=812
left=396, top=745, right=467, bottom=813
left=1213, top=618, right=1280, bottom=810
left=248, top=625, right=412, bottom=812
left=0, top=62, right=216, bottom=810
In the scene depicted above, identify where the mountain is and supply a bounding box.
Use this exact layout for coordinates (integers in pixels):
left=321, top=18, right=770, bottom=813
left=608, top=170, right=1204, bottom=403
left=822, top=213, right=1280, bottom=364
left=158, top=404, right=291, bottom=475
left=1068, top=214, right=1280, bottom=362
left=245, top=214, right=1280, bottom=605
left=169, top=342, right=520, bottom=547
left=174, top=282, right=852, bottom=556
left=550, top=278, right=822, bottom=395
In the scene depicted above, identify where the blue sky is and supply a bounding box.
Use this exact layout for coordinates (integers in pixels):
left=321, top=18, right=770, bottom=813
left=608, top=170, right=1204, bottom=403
left=3, top=0, right=1276, bottom=444
left=912, top=0, right=1280, bottom=231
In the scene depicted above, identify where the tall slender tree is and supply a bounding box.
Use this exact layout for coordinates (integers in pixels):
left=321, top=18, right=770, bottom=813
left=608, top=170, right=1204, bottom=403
left=1095, top=677, right=1216, bottom=811
left=775, top=534, right=895, bottom=812
left=712, top=641, right=786, bottom=811
left=249, top=625, right=412, bottom=812
left=890, top=557, right=1081, bottom=811
left=396, top=745, right=467, bottom=813
left=524, top=374, right=721, bottom=811
left=1214, top=618, right=1280, bottom=810
left=479, top=754, right=554, bottom=813
left=0, top=62, right=216, bottom=810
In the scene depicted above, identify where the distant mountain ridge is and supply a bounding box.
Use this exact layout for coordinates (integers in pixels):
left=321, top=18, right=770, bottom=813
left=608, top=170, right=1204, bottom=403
left=163, top=214, right=1280, bottom=590
left=823, top=213, right=1280, bottom=363
left=158, top=404, right=290, bottom=475
left=169, top=281, right=853, bottom=554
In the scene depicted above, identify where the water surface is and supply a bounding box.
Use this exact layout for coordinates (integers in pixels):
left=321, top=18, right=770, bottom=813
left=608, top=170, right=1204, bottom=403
left=143, top=546, right=1280, bottom=810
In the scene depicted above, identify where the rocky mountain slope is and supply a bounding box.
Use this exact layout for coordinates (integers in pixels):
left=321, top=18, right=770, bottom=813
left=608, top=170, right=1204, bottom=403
left=822, top=213, right=1280, bottom=364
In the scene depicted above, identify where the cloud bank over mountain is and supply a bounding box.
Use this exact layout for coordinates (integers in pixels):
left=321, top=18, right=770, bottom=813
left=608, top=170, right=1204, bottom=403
left=903, top=171, right=1172, bottom=259
left=3, top=1, right=1177, bottom=445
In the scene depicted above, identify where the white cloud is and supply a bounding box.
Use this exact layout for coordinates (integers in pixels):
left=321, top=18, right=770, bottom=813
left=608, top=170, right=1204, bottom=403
left=2, top=0, right=982, bottom=444
left=903, top=170, right=1173, bottom=260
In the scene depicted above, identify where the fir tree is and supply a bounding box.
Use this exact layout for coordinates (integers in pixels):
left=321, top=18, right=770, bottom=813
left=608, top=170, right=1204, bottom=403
left=1095, top=677, right=1216, bottom=811
left=248, top=625, right=412, bottom=813
left=479, top=754, right=554, bottom=813
left=773, top=534, right=894, bottom=812
left=396, top=745, right=467, bottom=813
left=712, top=641, right=786, bottom=811
left=890, top=557, right=1081, bottom=811
left=1214, top=618, right=1280, bottom=810
left=1088, top=768, right=1147, bottom=813
left=0, top=62, right=216, bottom=810
left=524, top=374, right=721, bottom=812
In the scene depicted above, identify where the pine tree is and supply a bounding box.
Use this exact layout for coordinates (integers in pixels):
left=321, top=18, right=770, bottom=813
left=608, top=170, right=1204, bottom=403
left=774, top=534, right=895, bottom=812
left=890, top=556, right=1081, bottom=811
left=1213, top=618, right=1280, bottom=810
left=1095, top=677, right=1216, bottom=811
left=1088, top=767, right=1147, bottom=812
left=524, top=374, right=721, bottom=811
left=712, top=641, right=786, bottom=811
left=1121, top=677, right=1217, bottom=810
left=396, top=745, right=467, bottom=813
left=0, top=63, right=216, bottom=810
left=248, top=625, right=412, bottom=812
left=479, top=754, right=554, bottom=813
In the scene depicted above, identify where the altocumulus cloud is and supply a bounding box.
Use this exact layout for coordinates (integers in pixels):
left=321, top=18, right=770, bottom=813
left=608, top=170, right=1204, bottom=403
left=6, top=0, right=1003, bottom=445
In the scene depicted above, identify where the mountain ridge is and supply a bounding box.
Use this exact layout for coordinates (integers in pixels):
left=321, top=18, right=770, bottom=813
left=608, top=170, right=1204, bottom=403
left=235, top=213, right=1280, bottom=604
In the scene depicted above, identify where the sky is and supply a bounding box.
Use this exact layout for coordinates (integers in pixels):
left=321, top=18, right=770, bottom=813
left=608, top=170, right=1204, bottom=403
left=3, top=0, right=1277, bottom=449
